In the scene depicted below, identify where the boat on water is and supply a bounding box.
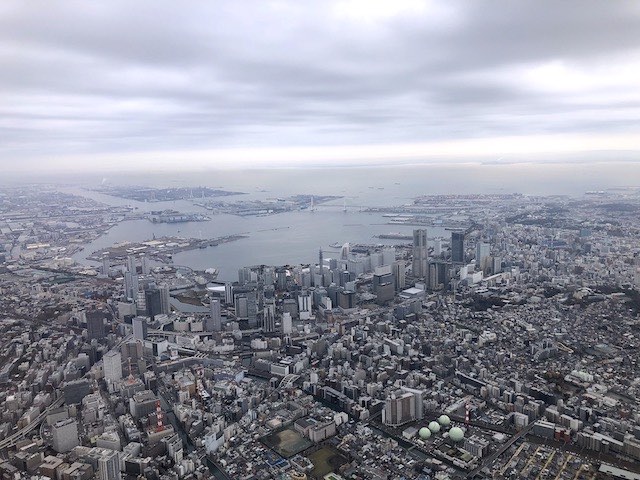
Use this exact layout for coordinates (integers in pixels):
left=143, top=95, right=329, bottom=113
left=376, top=233, right=412, bottom=240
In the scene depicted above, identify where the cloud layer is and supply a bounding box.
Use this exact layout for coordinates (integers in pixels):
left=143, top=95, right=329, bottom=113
left=1, top=0, right=640, bottom=170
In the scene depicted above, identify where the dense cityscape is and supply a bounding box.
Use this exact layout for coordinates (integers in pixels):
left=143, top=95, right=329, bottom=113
left=3, top=2, right=640, bottom=479
left=0, top=184, right=639, bottom=480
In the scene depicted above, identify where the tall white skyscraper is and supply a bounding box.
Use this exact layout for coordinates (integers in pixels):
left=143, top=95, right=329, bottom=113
left=126, top=255, right=136, bottom=274
left=281, top=312, right=292, bottom=335
left=140, top=253, right=150, bottom=275
left=132, top=316, right=148, bottom=341
left=298, top=291, right=311, bottom=320
left=124, top=272, right=139, bottom=301
left=434, top=238, right=442, bottom=256
left=476, top=242, right=491, bottom=271
left=340, top=242, right=350, bottom=260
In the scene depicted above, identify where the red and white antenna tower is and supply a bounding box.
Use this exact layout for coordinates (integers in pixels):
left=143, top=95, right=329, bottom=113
left=155, top=399, right=165, bottom=432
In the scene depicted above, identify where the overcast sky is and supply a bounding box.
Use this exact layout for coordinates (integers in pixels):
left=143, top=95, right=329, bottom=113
left=2, top=0, right=640, bottom=171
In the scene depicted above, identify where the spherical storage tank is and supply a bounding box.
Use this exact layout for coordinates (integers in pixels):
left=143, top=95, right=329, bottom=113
left=449, top=426, right=464, bottom=442
left=428, top=421, right=441, bottom=433
left=438, top=415, right=451, bottom=427
left=418, top=427, right=431, bottom=439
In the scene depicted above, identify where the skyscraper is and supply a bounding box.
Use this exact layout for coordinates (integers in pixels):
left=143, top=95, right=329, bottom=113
left=132, top=316, right=148, bottom=341
left=102, top=254, right=110, bottom=277
left=383, top=390, right=416, bottom=427
left=476, top=242, right=491, bottom=271
left=451, top=232, right=465, bottom=263
left=318, top=248, right=324, bottom=285
left=52, top=419, right=80, bottom=453
left=126, top=255, right=136, bottom=274
left=144, top=288, right=162, bottom=319
left=247, top=289, right=258, bottom=327
left=263, top=303, right=276, bottom=333
left=207, top=298, right=222, bottom=332
left=224, top=282, right=234, bottom=305
left=234, top=293, right=248, bottom=320
left=281, top=312, right=292, bottom=335
left=412, top=229, right=428, bottom=278
left=124, top=271, right=139, bottom=302
left=159, top=284, right=170, bottom=314
left=382, top=247, right=395, bottom=266
left=140, top=253, right=150, bottom=275
left=433, top=237, right=442, bottom=257
left=340, top=242, right=350, bottom=260
left=86, top=311, right=106, bottom=340
left=298, top=291, right=311, bottom=320
left=392, top=261, right=406, bottom=292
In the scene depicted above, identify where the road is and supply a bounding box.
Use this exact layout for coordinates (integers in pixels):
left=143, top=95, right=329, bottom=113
left=0, top=397, right=65, bottom=450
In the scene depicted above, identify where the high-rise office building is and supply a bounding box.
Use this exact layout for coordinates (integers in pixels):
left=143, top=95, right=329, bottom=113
left=373, top=265, right=394, bottom=304
left=337, top=290, right=356, bottom=309
left=132, top=316, right=148, bottom=341
left=207, top=298, right=222, bottom=332
left=298, top=291, right=311, bottom=320
left=102, top=254, right=110, bottom=277
left=340, top=242, right=350, bottom=260
left=140, top=254, right=150, bottom=275
left=275, top=268, right=288, bottom=290
left=87, top=310, right=106, bottom=340
left=392, top=261, right=406, bottom=292
left=235, top=293, right=248, bottom=320
left=492, top=256, right=502, bottom=274
left=124, top=271, right=139, bottom=302
left=383, top=391, right=416, bottom=427
left=159, top=284, right=170, bottom=314
left=96, top=448, right=121, bottom=480
left=126, top=255, right=136, bottom=274
left=63, top=379, right=91, bottom=405
left=428, top=261, right=447, bottom=290
left=135, top=291, right=146, bottom=316
left=382, top=247, right=395, bottom=266
left=375, top=281, right=394, bottom=305
left=263, top=303, right=276, bottom=333
left=144, top=288, right=162, bottom=320
left=247, top=290, right=258, bottom=327
left=451, top=232, right=465, bottom=263
left=433, top=237, right=442, bottom=257
left=224, top=282, right=234, bottom=305
left=281, top=312, right=292, bottom=335
left=103, top=350, right=122, bottom=383
left=412, top=229, right=428, bottom=278
left=401, top=386, right=425, bottom=420
left=476, top=242, right=491, bottom=271
left=52, top=419, right=80, bottom=453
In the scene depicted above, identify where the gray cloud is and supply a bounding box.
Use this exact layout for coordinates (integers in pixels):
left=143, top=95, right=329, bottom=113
left=1, top=0, right=640, bottom=167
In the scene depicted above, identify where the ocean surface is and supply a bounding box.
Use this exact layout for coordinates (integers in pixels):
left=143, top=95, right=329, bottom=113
left=34, top=163, right=639, bottom=281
